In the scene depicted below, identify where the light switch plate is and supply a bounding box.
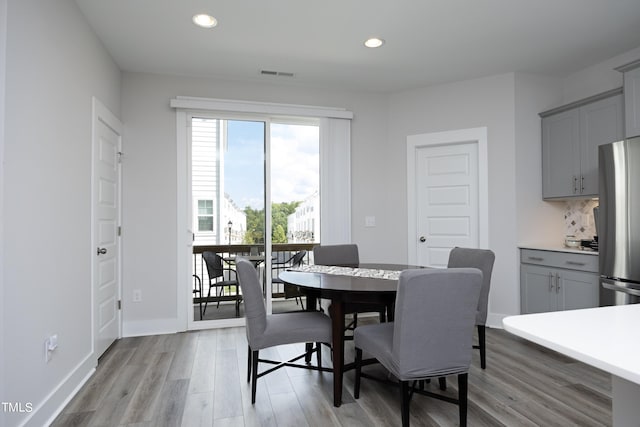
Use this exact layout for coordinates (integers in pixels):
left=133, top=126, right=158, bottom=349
left=365, top=216, right=376, bottom=227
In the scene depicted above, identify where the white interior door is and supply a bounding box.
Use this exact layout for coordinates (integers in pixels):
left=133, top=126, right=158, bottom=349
left=407, top=128, right=488, bottom=267
left=92, top=98, right=122, bottom=357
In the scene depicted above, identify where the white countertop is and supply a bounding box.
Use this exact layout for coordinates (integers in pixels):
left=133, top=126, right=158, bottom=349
left=519, top=244, right=598, bottom=255
left=503, top=305, right=640, bottom=385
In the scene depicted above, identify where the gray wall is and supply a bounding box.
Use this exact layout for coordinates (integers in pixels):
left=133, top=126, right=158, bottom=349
left=2, top=0, right=120, bottom=425
left=120, top=72, right=388, bottom=335
left=0, top=0, right=7, bottom=425
left=514, top=73, right=566, bottom=247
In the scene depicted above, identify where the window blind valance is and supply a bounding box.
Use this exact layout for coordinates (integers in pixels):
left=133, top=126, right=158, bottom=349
left=170, top=96, right=353, bottom=120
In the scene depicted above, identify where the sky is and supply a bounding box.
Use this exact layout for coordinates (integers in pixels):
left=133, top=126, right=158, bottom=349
left=224, top=120, right=319, bottom=210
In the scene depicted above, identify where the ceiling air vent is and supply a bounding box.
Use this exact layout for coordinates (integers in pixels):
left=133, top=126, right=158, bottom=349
left=260, top=70, right=295, bottom=78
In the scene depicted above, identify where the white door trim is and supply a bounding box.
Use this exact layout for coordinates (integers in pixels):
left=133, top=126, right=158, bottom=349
left=91, top=97, right=123, bottom=355
left=407, top=127, right=489, bottom=265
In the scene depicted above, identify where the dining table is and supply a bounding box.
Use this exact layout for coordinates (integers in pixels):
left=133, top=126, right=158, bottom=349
left=278, top=263, right=427, bottom=407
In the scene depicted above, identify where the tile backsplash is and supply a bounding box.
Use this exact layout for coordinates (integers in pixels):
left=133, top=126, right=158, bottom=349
left=564, top=199, right=599, bottom=239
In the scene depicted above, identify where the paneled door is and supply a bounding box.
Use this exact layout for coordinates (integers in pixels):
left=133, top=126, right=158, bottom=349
left=407, top=128, right=488, bottom=267
left=92, top=98, right=122, bottom=357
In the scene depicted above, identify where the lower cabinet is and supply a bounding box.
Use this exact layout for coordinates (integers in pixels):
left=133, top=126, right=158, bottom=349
left=520, top=249, right=599, bottom=314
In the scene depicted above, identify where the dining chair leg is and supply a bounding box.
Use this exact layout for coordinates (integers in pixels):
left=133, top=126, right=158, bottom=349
left=478, top=325, right=486, bottom=369
left=251, top=349, right=259, bottom=404
left=438, top=376, right=447, bottom=390
left=458, top=373, right=468, bottom=427
left=235, top=287, right=241, bottom=317
left=247, top=345, right=252, bottom=383
left=400, top=380, right=411, bottom=427
left=316, top=342, right=322, bottom=369
left=354, top=348, right=363, bottom=399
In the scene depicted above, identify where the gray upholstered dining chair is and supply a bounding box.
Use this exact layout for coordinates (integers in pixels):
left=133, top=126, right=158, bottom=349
left=353, top=268, right=482, bottom=427
left=313, top=244, right=360, bottom=267
left=313, top=244, right=388, bottom=332
left=235, top=258, right=333, bottom=404
left=447, top=247, right=495, bottom=369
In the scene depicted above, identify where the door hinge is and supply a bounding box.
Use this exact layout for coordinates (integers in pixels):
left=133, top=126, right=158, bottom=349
left=118, top=226, right=122, bottom=236
left=117, top=300, right=122, bottom=310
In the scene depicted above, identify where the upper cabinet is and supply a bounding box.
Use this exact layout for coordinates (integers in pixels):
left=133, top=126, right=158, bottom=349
left=540, top=89, right=623, bottom=199
left=616, top=59, right=640, bottom=138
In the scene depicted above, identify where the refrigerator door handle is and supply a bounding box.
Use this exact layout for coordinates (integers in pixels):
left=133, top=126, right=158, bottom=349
left=602, top=278, right=640, bottom=297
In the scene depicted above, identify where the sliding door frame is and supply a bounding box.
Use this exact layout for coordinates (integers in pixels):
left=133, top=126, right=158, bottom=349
left=173, top=97, right=353, bottom=331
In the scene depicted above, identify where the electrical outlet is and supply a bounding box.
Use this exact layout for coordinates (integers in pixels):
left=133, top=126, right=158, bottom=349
left=132, top=289, right=142, bottom=303
left=45, top=334, right=58, bottom=363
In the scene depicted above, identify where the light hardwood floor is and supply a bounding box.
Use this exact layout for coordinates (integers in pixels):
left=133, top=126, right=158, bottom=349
left=52, top=324, right=611, bottom=427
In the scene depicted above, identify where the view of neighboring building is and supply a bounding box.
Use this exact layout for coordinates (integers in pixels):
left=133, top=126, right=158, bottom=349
left=287, top=190, right=319, bottom=243
left=191, top=117, right=246, bottom=245
left=222, top=193, right=246, bottom=244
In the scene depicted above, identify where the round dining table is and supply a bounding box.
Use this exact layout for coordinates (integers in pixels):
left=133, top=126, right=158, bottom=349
left=278, top=263, right=427, bottom=407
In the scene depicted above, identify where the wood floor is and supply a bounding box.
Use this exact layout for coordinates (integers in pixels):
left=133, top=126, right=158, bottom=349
left=52, top=324, right=612, bottom=427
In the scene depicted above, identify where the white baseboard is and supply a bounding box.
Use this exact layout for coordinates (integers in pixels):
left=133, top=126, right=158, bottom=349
left=122, top=317, right=179, bottom=337
left=17, top=352, right=96, bottom=427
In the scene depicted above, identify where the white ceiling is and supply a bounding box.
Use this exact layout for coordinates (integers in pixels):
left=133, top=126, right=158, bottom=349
left=75, top=0, right=640, bottom=93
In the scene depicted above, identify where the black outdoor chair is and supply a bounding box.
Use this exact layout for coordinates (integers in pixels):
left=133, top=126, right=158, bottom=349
left=271, top=250, right=307, bottom=309
left=202, top=251, right=242, bottom=318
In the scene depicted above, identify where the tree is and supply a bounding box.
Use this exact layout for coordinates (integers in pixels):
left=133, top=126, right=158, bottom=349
left=272, top=224, right=286, bottom=243
left=242, top=201, right=301, bottom=244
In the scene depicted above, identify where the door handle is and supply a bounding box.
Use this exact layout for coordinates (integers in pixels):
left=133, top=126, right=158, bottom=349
left=97, top=247, right=108, bottom=255
left=419, top=236, right=426, bottom=243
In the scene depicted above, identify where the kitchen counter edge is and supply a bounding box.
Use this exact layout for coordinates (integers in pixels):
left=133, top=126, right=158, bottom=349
left=518, top=245, right=598, bottom=256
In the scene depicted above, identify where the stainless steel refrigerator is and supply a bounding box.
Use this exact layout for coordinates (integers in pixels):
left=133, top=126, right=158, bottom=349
left=599, top=136, right=640, bottom=305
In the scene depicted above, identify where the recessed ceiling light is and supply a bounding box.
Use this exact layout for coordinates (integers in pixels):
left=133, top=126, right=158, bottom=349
left=192, top=14, right=218, bottom=28
left=364, top=37, right=385, bottom=48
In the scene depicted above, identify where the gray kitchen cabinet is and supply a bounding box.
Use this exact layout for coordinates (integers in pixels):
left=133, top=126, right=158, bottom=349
left=616, top=59, right=640, bottom=138
left=541, top=89, right=623, bottom=199
left=520, top=249, right=599, bottom=314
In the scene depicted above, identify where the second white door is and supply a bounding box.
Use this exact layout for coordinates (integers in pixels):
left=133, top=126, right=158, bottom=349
left=408, top=128, right=486, bottom=268
left=92, top=98, right=122, bottom=357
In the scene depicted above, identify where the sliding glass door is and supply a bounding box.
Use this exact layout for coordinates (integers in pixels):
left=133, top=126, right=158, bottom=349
left=190, top=116, right=267, bottom=325
left=178, top=105, right=339, bottom=330
left=269, top=122, right=320, bottom=313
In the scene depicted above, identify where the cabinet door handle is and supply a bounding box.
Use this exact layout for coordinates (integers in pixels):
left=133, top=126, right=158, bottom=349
left=581, top=176, right=585, bottom=193
left=549, top=273, right=554, bottom=291
left=573, top=176, right=578, bottom=194
left=556, top=273, right=561, bottom=293
left=565, top=261, right=586, bottom=266
left=528, top=256, right=544, bottom=261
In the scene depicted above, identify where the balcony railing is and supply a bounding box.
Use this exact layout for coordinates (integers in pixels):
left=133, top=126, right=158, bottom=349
left=192, top=243, right=317, bottom=319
